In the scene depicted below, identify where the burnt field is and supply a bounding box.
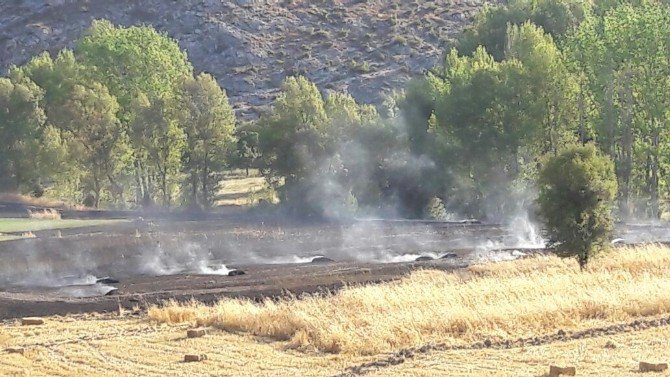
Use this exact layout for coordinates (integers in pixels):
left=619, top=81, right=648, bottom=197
left=1, top=216, right=668, bottom=319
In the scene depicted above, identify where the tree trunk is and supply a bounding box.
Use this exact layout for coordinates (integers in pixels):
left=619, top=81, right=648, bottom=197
left=202, top=159, right=210, bottom=209
left=134, top=159, right=145, bottom=205
left=191, top=170, right=199, bottom=209
left=618, top=70, right=633, bottom=220
left=651, top=135, right=660, bottom=219
left=161, top=170, right=169, bottom=208
left=93, top=175, right=101, bottom=209
left=603, top=78, right=617, bottom=158
left=578, top=84, right=587, bottom=146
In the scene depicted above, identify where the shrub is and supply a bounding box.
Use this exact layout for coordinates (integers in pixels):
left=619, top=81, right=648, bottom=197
left=27, top=208, right=61, bottom=220
left=537, top=144, right=617, bottom=268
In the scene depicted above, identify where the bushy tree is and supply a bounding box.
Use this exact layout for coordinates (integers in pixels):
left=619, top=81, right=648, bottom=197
left=458, top=0, right=590, bottom=60
left=61, top=82, right=128, bottom=207
left=538, top=144, right=617, bottom=268
left=177, top=73, right=236, bottom=209
left=76, top=19, right=194, bottom=205
left=566, top=3, right=670, bottom=219
left=259, top=76, right=329, bottom=187
left=16, top=49, right=130, bottom=207
left=75, top=20, right=193, bottom=113
left=232, top=126, right=261, bottom=176
left=0, top=77, right=46, bottom=190
left=130, top=94, right=185, bottom=207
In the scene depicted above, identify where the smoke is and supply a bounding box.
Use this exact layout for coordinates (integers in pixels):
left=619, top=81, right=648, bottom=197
left=138, top=240, right=235, bottom=276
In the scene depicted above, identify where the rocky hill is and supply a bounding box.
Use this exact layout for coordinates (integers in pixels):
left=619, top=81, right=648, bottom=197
left=0, top=0, right=492, bottom=118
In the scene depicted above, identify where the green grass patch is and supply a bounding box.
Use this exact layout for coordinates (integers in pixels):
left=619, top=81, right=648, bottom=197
left=0, top=218, right=125, bottom=234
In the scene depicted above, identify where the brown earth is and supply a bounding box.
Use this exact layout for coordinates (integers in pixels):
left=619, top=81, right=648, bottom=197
left=0, top=0, right=495, bottom=119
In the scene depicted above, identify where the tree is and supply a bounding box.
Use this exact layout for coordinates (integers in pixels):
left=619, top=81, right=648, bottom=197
left=76, top=19, right=193, bottom=205
left=259, top=76, right=329, bottom=187
left=566, top=3, right=670, bottom=219
left=60, top=83, right=128, bottom=207
left=14, top=50, right=84, bottom=129
left=537, top=144, right=617, bottom=268
left=75, top=19, right=192, bottom=114
left=458, top=0, right=589, bottom=60
left=233, top=126, right=261, bottom=176
left=130, top=94, right=185, bottom=207
left=257, top=76, right=393, bottom=217
left=0, top=77, right=46, bottom=190
left=177, top=73, right=235, bottom=209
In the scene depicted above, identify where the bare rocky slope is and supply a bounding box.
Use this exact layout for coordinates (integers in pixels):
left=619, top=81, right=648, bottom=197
left=1, top=0, right=492, bottom=118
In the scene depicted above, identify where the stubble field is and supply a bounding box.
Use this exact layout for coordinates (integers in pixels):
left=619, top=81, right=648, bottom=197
left=2, top=245, right=670, bottom=376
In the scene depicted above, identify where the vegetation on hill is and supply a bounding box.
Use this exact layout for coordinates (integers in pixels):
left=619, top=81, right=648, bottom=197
left=1, top=0, right=669, bottom=224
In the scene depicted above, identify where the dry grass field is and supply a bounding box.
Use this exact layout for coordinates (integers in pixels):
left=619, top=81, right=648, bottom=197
left=0, top=314, right=377, bottom=377
left=216, top=170, right=278, bottom=207
left=149, top=245, right=670, bottom=355
left=1, top=313, right=669, bottom=376
left=0, top=193, right=86, bottom=210
left=2, top=245, right=670, bottom=376
left=365, top=326, right=670, bottom=376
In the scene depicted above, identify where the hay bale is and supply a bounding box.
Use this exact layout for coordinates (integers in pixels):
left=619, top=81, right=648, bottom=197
left=184, top=354, right=207, bottom=362
left=640, top=362, right=668, bottom=373
left=311, top=256, right=335, bottom=264
left=415, top=256, right=434, bottom=262
left=21, top=317, right=44, bottom=326
left=549, top=366, right=576, bottom=376
left=187, top=328, right=207, bottom=338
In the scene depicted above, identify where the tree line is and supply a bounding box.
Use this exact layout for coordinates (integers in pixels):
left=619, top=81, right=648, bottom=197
left=1, top=1, right=669, bottom=222
left=0, top=20, right=233, bottom=209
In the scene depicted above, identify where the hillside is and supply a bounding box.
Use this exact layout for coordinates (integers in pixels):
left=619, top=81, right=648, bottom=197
left=0, top=0, right=492, bottom=118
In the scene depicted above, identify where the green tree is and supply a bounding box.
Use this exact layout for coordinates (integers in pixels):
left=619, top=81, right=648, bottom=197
left=0, top=77, right=46, bottom=190
left=233, top=126, right=261, bottom=176
left=177, top=73, right=236, bottom=209
left=76, top=19, right=193, bottom=205
left=505, top=22, right=579, bottom=155
left=60, top=83, right=128, bottom=207
left=258, top=76, right=329, bottom=203
left=566, top=3, right=670, bottom=218
left=538, top=144, right=617, bottom=268
left=130, top=94, right=185, bottom=207
left=75, top=19, right=192, bottom=114
left=458, top=0, right=589, bottom=60
left=15, top=49, right=130, bottom=206
left=257, top=76, right=392, bottom=217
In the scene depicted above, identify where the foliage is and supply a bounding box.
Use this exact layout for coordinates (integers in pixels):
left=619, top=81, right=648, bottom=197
left=130, top=94, right=185, bottom=207
left=3, top=3, right=670, bottom=221
left=177, top=73, right=236, bottom=209
left=458, top=0, right=590, bottom=60
left=0, top=76, right=46, bottom=191
left=538, top=144, right=617, bottom=267
left=566, top=3, right=670, bottom=219
left=232, top=126, right=261, bottom=176
left=75, top=19, right=193, bottom=115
